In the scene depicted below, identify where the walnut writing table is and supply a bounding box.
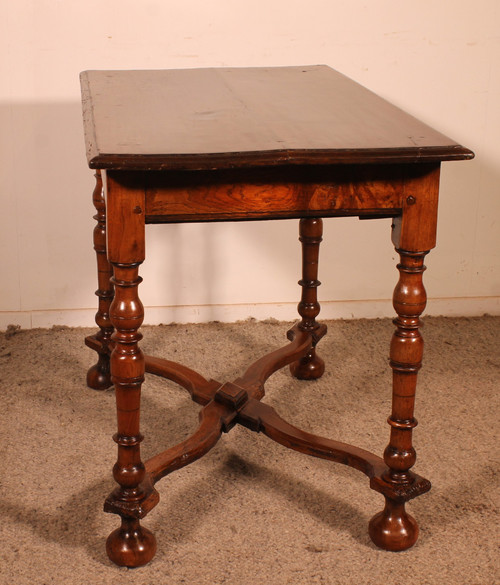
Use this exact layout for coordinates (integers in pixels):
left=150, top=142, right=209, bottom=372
left=80, top=66, right=473, bottom=567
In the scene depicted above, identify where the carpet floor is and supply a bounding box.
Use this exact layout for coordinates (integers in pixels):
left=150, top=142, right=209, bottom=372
left=0, top=316, right=498, bottom=584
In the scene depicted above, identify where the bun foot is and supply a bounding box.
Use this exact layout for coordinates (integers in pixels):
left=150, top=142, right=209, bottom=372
left=87, top=358, right=112, bottom=390
left=369, top=499, right=419, bottom=551
left=290, top=349, right=325, bottom=380
left=106, top=518, right=157, bottom=567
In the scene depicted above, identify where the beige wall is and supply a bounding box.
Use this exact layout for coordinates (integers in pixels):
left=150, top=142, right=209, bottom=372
left=1, top=0, right=499, bottom=328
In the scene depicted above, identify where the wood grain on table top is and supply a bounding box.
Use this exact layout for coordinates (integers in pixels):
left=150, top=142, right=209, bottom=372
left=81, top=65, right=473, bottom=171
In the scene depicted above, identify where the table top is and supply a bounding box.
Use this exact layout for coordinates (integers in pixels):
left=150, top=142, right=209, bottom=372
left=81, top=65, right=473, bottom=171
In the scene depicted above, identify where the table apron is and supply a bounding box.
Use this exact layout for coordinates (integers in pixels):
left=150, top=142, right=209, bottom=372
left=143, top=169, right=407, bottom=222
left=104, top=163, right=440, bottom=232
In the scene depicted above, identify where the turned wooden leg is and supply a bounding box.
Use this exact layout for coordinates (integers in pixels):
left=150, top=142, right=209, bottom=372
left=369, top=249, right=428, bottom=551
left=87, top=170, right=114, bottom=390
left=103, top=174, right=157, bottom=567
left=290, top=217, right=325, bottom=380
left=105, top=261, right=156, bottom=567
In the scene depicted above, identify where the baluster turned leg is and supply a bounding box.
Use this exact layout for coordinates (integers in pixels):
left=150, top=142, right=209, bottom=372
left=290, top=217, right=325, bottom=380
left=103, top=175, right=157, bottom=567
left=87, top=170, right=114, bottom=390
left=369, top=249, right=428, bottom=550
left=105, top=262, right=157, bottom=567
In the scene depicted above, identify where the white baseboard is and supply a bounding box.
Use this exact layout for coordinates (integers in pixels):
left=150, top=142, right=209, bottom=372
left=1, top=296, right=498, bottom=331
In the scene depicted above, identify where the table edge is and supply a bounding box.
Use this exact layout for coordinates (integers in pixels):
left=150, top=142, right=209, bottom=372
left=88, top=146, right=474, bottom=171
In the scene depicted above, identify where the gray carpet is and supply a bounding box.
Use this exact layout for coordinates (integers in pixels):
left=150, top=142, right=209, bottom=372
left=1, top=316, right=499, bottom=584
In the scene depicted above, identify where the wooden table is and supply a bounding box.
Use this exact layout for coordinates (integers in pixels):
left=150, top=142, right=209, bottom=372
left=80, top=66, right=473, bottom=567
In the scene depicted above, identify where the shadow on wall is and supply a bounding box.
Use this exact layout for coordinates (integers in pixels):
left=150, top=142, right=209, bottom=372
left=0, top=102, right=97, bottom=314
left=0, top=102, right=305, bottom=321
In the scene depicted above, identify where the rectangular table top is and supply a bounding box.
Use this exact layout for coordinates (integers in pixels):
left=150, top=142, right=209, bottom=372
left=81, top=65, right=473, bottom=171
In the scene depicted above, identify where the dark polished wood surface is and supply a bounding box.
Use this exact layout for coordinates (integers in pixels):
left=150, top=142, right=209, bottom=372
left=81, top=66, right=473, bottom=171
left=81, top=66, right=473, bottom=568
